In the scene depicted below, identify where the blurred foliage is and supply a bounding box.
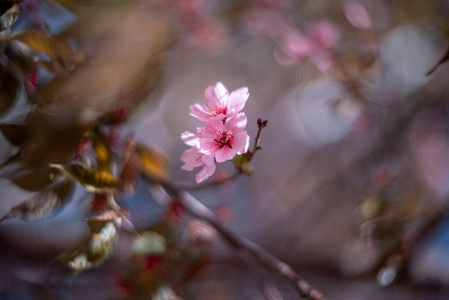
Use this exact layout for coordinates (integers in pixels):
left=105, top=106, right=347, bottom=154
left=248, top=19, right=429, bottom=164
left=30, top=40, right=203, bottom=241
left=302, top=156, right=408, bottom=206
left=1, top=0, right=449, bottom=299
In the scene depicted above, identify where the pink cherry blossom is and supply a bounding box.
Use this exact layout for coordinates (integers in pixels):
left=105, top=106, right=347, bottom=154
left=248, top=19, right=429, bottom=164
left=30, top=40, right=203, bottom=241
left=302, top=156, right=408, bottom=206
left=180, top=147, right=216, bottom=183
left=344, top=1, right=372, bottom=29
left=199, top=113, right=249, bottom=163
left=180, top=132, right=217, bottom=183
left=190, top=82, right=249, bottom=121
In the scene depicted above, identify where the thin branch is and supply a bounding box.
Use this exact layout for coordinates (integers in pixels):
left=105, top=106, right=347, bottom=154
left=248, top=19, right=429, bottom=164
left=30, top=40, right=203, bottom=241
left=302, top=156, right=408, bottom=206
left=179, top=171, right=241, bottom=190
left=157, top=178, right=328, bottom=300
left=251, top=119, right=268, bottom=156
left=180, top=190, right=327, bottom=300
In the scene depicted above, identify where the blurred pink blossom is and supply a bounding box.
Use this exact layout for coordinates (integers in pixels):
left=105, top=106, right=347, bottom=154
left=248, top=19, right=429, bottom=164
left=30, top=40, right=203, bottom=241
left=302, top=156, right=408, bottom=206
left=242, top=7, right=296, bottom=40
left=279, top=21, right=339, bottom=70
left=344, top=1, right=372, bottom=29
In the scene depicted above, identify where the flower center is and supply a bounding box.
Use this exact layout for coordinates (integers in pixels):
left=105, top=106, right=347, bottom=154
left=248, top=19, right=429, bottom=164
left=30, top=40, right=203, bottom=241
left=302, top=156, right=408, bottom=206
left=214, top=131, right=234, bottom=149
left=211, top=106, right=227, bottom=116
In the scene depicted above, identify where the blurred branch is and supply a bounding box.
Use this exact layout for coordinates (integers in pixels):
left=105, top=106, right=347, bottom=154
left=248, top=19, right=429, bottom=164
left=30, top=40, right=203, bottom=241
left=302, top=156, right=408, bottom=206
left=237, top=250, right=285, bottom=300
left=156, top=178, right=328, bottom=300
left=370, top=203, right=448, bottom=285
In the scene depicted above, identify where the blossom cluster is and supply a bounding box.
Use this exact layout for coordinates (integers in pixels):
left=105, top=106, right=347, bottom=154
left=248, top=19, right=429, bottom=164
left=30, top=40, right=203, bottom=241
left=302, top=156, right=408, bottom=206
left=181, top=82, right=250, bottom=183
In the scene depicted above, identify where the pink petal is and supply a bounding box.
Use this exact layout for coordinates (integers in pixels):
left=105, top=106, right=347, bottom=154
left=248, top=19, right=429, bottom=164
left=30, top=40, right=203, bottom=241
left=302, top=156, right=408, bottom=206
left=232, top=131, right=249, bottom=154
left=181, top=131, right=199, bottom=147
left=201, top=114, right=226, bottom=138
left=215, top=146, right=236, bottom=163
left=181, top=148, right=204, bottom=171
left=228, top=87, right=249, bottom=113
left=226, top=112, right=247, bottom=132
left=205, top=85, right=221, bottom=108
left=196, top=163, right=216, bottom=183
left=190, top=104, right=212, bottom=121
left=214, top=82, right=228, bottom=100
left=199, top=138, right=220, bottom=156
left=202, top=154, right=215, bottom=166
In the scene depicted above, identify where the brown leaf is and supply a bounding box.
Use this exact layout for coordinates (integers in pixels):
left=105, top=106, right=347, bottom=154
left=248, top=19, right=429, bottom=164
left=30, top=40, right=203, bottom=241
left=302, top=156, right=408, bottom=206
left=0, top=181, right=73, bottom=222
left=56, top=219, right=120, bottom=273
left=8, top=29, right=76, bottom=71
left=50, top=163, right=119, bottom=192
left=84, top=208, right=130, bottom=222
left=91, top=128, right=112, bottom=172
left=2, top=108, right=89, bottom=170
left=135, top=144, right=170, bottom=181
left=118, top=141, right=141, bottom=195
left=7, top=166, right=55, bottom=191
left=0, top=123, right=28, bottom=146
left=0, top=4, right=18, bottom=31
left=34, top=4, right=173, bottom=117
left=0, top=65, right=19, bottom=115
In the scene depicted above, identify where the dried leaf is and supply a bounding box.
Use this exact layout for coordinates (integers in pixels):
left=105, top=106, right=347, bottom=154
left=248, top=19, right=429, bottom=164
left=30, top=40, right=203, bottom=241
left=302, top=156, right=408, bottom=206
left=0, top=4, right=18, bottom=31
left=84, top=208, right=130, bottom=222
left=34, top=4, right=172, bottom=116
left=132, top=231, right=166, bottom=256
left=50, top=163, right=119, bottom=192
left=7, top=166, right=55, bottom=191
left=135, top=144, right=169, bottom=181
left=426, top=45, right=449, bottom=76
left=0, top=65, right=19, bottom=115
left=57, top=219, right=121, bottom=273
left=92, top=128, right=112, bottom=172
left=1, top=181, right=73, bottom=222
left=118, top=141, right=141, bottom=194
left=8, top=29, right=76, bottom=71
left=0, top=123, right=28, bottom=146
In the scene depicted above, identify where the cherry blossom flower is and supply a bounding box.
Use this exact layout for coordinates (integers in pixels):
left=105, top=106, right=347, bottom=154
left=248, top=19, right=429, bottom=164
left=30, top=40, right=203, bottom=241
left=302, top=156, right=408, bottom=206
left=181, top=147, right=216, bottom=183
left=181, top=83, right=251, bottom=183
left=199, top=113, right=249, bottom=163
left=180, top=131, right=216, bottom=183
left=190, top=82, right=249, bottom=121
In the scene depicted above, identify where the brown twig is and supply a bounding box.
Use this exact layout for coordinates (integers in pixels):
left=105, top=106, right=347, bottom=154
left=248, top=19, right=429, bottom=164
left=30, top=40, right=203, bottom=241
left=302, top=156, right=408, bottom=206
left=156, top=178, right=328, bottom=300
left=252, top=119, right=268, bottom=156
left=179, top=171, right=241, bottom=190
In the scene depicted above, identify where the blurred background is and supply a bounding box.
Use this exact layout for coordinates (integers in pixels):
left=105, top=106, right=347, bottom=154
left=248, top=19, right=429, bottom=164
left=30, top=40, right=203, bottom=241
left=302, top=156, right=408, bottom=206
left=1, top=0, right=449, bottom=299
